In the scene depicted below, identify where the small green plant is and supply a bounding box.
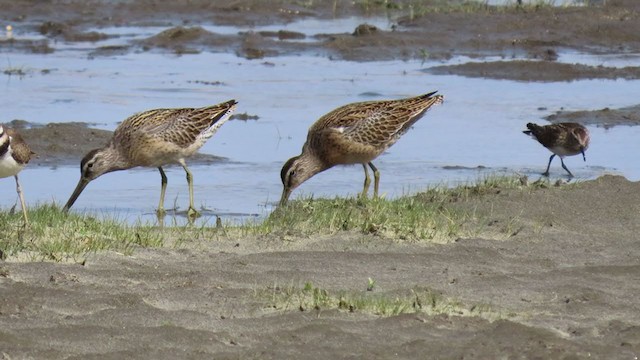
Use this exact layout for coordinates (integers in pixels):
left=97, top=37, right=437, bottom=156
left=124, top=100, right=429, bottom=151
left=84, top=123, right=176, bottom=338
left=367, top=277, right=376, bottom=291
left=260, top=282, right=514, bottom=320
left=3, top=66, right=28, bottom=77
left=0, top=204, right=162, bottom=261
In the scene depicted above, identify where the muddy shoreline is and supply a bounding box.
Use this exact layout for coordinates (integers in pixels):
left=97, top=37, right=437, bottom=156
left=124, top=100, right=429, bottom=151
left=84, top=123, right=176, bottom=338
left=2, top=175, right=640, bottom=358
left=2, top=0, right=640, bottom=63
left=1, top=1, right=640, bottom=359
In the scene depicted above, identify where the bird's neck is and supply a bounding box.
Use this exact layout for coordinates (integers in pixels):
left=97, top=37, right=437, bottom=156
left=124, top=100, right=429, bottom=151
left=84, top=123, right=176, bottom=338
left=299, top=152, right=328, bottom=179
left=102, top=145, right=131, bottom=172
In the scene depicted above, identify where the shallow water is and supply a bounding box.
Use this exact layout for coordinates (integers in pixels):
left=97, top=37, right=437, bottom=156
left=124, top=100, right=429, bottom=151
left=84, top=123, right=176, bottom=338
left=1, top=18, right=639, bottom=225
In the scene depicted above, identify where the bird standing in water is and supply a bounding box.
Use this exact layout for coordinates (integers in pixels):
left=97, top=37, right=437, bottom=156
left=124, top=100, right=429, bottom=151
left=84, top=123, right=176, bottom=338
left=280, top=92, right=444, bottom=206
left=523, top=122, right=590, bottom=177
left=63, top=100, right=237, bottom=218
left=0, top=125, right=34, bottom=225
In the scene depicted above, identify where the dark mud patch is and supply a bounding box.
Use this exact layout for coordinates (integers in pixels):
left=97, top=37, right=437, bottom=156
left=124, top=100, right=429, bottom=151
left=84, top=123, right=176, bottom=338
left=424, top=61, right=640, bottom=82
left=138, top=26, right=235, bottom=55
left=38, top=21, right=111, bottom=42
left=5, top=121, right=225, bottom=167
left=230, top=112, right=259, bottom=121
left=2, top=1, right=640, bottom=63
left=137, top=26, right=314, bottom=59
left=0, top=38, right=53, bottom=54
left=258, top=30, right=306, bottom=40
left=545, top=104, right=640, bottom=127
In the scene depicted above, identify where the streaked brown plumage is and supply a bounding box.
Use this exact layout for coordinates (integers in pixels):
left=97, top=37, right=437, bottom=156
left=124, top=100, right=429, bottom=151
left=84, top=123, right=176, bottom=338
left=523, top=122, right=590, bottom=177
left=63, top=100, right=237, bottom=217
left=280, top=91, right=444, bottom=206
left=0, top=125, right=35, bottom=225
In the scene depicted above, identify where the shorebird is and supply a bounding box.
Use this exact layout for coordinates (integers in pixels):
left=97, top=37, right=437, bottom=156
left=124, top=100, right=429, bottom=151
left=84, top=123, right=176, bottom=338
left=280, top=91, right=444, bottom=206
left=523, top=122, right=590, bottom=177
left=63, top=100, right=237, bottom=217
left=0, top=125, right=34, bottom=225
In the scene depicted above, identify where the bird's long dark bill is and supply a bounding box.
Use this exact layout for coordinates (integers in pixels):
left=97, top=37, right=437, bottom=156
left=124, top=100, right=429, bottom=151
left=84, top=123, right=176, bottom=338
left=278, top=188, right=292, bottom=207
left=63, top=178, right=90, bottom=211
left=581, top=149, right=586, bottom=161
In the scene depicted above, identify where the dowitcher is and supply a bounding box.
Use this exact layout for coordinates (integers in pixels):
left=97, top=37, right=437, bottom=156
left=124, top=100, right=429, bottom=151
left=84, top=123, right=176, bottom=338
left=63, top=100, right=237, bottom=217
left=523, top=122, right=590, bottom=177
left=280, top=91, right=444, bottom=206
left=0, top=125, right=34, bottom=225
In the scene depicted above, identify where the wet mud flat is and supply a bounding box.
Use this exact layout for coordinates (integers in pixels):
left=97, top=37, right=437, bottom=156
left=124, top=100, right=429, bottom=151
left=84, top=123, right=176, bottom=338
left=1, top=0, right=640, bottom=359
left=2, top=0, right=640, bottom=62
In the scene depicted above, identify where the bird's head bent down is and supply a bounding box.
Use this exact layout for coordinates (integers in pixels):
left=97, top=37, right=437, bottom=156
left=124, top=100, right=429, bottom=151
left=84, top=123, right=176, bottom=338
left=279, top=154, right=326, bottom=206
left=572, top=126, right=590, bottom=161
left=63, top=147, right=121, bottom=211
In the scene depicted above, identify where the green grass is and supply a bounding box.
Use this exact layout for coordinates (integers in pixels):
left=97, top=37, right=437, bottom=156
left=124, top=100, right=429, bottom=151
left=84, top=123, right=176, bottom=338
left=0, top=175, right=561, bottom=260
left=260, top=281, right=515, bottom=320
left=244, top=175, right=538, bottom=242
left=250, top=195, right=472, bottom=242
left=0, top=204, right=162, bottom=262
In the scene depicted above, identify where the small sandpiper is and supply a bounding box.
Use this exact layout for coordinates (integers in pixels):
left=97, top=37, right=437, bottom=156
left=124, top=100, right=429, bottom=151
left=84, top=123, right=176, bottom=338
left=63, top=100, right=237, bottom=218
left=280, top=91, right=444, bottom=206
left=0, top=124, right=34, bottom=225
left=523, top=122, right=590, bottom=178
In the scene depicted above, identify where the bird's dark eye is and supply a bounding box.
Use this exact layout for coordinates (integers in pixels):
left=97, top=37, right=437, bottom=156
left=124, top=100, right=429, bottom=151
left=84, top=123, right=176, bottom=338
left=87, top=163, right=93, bottom=169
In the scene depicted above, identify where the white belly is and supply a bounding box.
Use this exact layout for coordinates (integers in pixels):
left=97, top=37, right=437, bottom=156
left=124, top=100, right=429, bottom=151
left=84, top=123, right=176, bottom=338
left=0, top=150, right=24, bottom=178
left=549, top=146, right=580, bottom=157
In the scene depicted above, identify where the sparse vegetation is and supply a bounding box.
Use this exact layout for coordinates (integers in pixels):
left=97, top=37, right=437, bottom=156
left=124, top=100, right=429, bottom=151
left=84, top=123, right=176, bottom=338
left=247, top=175, right=541, bottom=242
left=3, top=66, right=28, bottom=77
left=0, top=175, right=562, bottom=260
left=0, top=204, right=162, bottom=262
left=259, top=282, right=515, bottom=320
left=353, top=0, right=592, bottom=17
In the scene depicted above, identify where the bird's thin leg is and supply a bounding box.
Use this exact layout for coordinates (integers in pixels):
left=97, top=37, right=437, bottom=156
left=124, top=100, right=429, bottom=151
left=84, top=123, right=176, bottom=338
left=157, top=167, right=167, bottom=216
left=14, top=175, right=28, bottom=226
left=179, top=159, right=199, bottom=218
left=361, top=163, right=370, bottom=199
left=369, top=162, right=380, bottom=198
left=560, top=158, right=574, bottom=178
left=542, top=154, right=555, bottom=177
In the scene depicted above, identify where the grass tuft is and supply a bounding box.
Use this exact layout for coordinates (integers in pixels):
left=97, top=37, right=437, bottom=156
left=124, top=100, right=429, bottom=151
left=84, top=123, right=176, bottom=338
left=0, top=204, right=162, bottom=261
left=260, top=282, right=514, bottom=320
left=0, top=175, right=564, bottom=260
left=246, top=175, right=538, bottom=242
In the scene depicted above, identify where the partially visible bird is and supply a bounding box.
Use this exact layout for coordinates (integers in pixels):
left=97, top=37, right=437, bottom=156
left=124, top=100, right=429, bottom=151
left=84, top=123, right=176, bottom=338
left=280, top=91, right=444, bottom=206
left=0, top=124, right=34, bottom=225
left=63, top=100, right=237, bottom=217
left=523, top=122, right=590, bottom=178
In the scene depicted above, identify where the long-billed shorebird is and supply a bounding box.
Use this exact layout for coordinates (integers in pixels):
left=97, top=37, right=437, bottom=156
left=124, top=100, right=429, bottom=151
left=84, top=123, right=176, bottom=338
left=280, top=91, right=444, bottom=206
left=0, top=125, right=34, bottom=225
left=523, top=122, right=590, bottom=177
left=63, top=100, right=237, bottom=217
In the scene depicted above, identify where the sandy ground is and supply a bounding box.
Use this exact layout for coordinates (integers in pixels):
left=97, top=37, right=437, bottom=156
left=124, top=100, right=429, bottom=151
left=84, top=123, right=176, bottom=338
left=2, top=1, right=640, bottom=358
left=2, top=175, right=639, bottom=359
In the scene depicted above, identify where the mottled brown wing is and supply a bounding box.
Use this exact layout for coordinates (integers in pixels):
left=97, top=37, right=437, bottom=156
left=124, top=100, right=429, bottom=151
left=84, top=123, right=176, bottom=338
left=6, top=128, right=34, bottom=164
left=114, top=101, right=235, bottom=149
left=341, top=93, right=442, bottom=147
left=529, top=123, right=568, bottom=149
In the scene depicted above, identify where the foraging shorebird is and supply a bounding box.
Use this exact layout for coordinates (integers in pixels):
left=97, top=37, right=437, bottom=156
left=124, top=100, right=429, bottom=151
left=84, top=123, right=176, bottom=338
left=63, top=100, right=237, bottom=217
left=280, top=91, right=444, bottom=206
left=0, top=125, right=34, bottom=225
left=523, top=122, right=590, bottom=177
